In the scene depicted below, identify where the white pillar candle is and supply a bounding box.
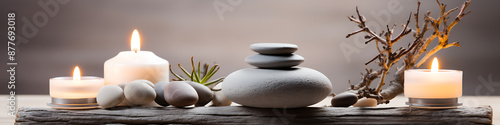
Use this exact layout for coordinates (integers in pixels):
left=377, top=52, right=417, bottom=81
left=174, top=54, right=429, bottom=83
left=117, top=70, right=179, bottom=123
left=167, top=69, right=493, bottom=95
left=404, top=58, right=463, bottom=98
left=50, top=66, right=104, bottom=99
left=104, top=29, right=169, bottom=85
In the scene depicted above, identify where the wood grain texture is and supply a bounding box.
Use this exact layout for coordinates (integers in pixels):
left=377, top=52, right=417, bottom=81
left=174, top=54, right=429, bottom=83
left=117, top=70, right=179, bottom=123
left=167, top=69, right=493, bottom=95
left=16, top=106, right=492, bottom=125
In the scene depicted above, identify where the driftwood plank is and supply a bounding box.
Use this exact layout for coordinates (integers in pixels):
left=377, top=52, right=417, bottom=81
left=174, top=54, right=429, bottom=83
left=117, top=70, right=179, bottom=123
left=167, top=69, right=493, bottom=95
left=16, top=106, right=492, bottom=124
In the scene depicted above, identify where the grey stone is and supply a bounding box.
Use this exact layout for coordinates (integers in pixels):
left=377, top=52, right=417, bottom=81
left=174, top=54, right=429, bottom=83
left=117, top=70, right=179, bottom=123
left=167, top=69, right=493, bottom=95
left=331, top=93, right=358, bottom=107
left=186, top=81, right=213, bottom=107
left=245, top=54, right=304, bottom=68
left=96, top=85, right=125, bottom=108
left=250, top=43, right=298, bottom=54
left=222, top=67, right=332, bottom=108
left=164, top=81, right=199, bottom=107
left=154, top=81, right=170, bottom=106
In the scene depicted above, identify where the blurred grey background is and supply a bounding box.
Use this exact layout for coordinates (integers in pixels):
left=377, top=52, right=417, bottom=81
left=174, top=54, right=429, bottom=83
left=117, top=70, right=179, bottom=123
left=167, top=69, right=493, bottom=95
left=1, top=0, right=499, bottom=95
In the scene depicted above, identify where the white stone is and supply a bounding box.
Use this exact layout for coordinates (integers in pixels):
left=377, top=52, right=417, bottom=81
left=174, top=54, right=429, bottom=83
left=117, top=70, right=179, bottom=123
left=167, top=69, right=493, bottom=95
left=222, top=67, right=332, bottom=108
left=124, top=80, right=156, bottom=105
left=116, top=83, right=132, bottom=106
left=212, top=91, right=232, bottom=106
left=250, top=43, right=298, bottom=54
left=353, top=98, right=377, bottom=107
left=119, top=80, right=155, bottom=106
left=134, top=79, right=154, bottom=87
left=245, top=54, right=304, bottom=68
left=97, top=85, right=125, bottom=108
left=212, top=83, right=232, bottom=106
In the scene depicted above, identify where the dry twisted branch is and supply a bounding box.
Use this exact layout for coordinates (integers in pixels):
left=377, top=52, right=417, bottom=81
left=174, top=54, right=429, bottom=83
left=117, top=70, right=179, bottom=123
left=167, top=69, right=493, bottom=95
left=343, top=0, right=471, bottom=104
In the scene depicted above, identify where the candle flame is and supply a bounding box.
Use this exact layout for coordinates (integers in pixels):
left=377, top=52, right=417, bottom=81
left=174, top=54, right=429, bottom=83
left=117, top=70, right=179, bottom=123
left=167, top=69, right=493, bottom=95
left=131, top=29, right=140, bottom=52
left=431, top=57, right=439, bottom=73
left=73, top=66, right=81, bottom=80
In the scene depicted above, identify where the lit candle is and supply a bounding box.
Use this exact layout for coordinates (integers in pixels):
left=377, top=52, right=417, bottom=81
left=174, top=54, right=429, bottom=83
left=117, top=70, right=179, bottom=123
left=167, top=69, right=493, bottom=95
left=104, top=29, right=169, bottom=85
left=49, top=66, right=104, bottom=109
left=404, top=57, right=463, bottom=108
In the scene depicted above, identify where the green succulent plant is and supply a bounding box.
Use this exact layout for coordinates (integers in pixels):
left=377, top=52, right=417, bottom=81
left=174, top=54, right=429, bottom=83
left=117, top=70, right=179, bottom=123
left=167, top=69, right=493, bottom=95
left=170, top=56, right=224, bottom=86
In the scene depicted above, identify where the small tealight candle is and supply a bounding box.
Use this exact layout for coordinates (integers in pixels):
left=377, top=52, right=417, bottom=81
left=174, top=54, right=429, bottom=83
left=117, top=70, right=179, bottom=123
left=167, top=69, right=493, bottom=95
left=49, top=66, right=104, bottom=109
left=404, top=58, right=463, bottom=108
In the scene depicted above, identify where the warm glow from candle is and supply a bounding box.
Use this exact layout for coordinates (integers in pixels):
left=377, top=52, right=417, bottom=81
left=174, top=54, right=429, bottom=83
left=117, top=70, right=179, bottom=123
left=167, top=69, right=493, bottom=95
left=73, top=66, right=81, bottom=80
left=431, top=57, right=439, bottom=73
left=131, top=29, right=141, bottom=52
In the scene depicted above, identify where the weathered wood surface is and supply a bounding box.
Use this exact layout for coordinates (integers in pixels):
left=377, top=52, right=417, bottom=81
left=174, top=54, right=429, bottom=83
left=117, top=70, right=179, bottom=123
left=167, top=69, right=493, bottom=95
left=16, top=106, right=492, bottom=125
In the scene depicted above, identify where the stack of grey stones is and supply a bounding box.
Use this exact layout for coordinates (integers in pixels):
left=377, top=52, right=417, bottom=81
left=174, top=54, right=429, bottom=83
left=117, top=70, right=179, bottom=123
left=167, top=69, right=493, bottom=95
left=222, top=43, right=333, bottom=108
left=246, top=43, right=304, bottom=68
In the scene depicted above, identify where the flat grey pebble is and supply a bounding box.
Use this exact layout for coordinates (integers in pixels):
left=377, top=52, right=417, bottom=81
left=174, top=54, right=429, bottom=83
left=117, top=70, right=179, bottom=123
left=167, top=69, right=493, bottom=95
left=250, top=43, right=298, bottom=54
left=245, top=54, right=304, bottom=68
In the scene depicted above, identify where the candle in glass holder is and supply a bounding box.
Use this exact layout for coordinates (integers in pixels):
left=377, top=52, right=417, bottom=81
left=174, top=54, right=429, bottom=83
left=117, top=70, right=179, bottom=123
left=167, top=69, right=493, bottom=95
left=404, top=58, right=463, bottom=108
left=49, top=66, right=104, bottom=109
